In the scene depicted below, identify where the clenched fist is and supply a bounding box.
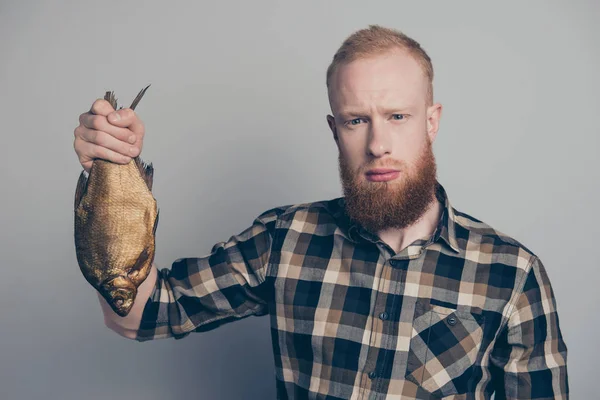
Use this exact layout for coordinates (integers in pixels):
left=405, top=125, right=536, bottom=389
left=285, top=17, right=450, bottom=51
left=73, top=98, right=146, bottom=173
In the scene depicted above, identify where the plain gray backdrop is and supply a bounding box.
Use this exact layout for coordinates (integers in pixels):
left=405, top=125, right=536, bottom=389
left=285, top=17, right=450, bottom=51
left=0, top=1, right=597, bottom=399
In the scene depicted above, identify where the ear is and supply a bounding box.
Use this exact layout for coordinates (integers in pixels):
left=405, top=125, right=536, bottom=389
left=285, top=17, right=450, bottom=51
left=426, top=103, right=442, bottom=143
left=327, top=115, right=338, bottom=143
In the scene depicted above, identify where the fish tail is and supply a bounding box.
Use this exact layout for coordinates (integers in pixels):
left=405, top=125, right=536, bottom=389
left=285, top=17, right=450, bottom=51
left=104, top=90, right=118, bottom=110
left=134, top=156, right=154, bottom=192
left=153, top=208, right=160, bottom=236
left=129, top=84, right=151, bottom=111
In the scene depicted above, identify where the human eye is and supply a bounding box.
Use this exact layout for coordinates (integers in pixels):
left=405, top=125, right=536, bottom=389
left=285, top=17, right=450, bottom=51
left=392, top=114, right=407, bottom=121
left=345, top=118, right=367, bottom=127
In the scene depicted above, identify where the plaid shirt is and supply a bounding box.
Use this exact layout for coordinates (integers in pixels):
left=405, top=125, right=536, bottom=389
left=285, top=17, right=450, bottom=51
left=135, top=181, right=568, bottom=399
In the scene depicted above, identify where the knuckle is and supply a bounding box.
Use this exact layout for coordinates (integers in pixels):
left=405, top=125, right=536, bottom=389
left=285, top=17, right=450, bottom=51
left=95, top=146, right=109, bottom=161
left=78, top=112, right=87, bottom=125
left=90, top=99, right=102, bottom=114
left=78, top=153, right=87, bottom=165
left=121, top=108, right=134, bottom=120
left=79, top=128, right=89, bottom=142
left=91, top=98, right=109, bottom=115
left=96, top=146, right=126, bottom=163
left=89, top=115, right=103, bottom=130
left=74, top=125, right=87, bottom=140
left=87, top=129, right=98, bottom=143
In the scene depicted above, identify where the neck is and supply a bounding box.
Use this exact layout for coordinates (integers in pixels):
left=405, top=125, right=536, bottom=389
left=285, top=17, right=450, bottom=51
left=376, top=195, right=441, bottom=254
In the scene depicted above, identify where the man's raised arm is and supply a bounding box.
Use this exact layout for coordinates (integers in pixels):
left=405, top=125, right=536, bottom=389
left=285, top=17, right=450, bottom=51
left=101, top=206, right=287, bottom=342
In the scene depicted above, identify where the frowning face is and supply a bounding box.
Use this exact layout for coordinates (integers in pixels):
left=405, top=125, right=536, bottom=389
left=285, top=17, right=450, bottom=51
left=327, top=49, right=443, bottom=233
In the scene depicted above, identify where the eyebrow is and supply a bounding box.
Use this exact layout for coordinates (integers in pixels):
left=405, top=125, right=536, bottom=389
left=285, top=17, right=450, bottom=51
left=338, top=107, right=412, bottom=118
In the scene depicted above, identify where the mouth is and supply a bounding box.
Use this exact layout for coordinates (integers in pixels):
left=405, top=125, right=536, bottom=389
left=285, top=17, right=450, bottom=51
left=365, top=168, right=400, bottom=182
left=111, top=297, right=134, bottom=316
left=109, top=289, right=135, bottom=316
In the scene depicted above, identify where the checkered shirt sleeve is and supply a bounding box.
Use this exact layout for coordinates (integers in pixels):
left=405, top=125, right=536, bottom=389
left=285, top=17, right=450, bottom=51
left=490, top=256, right=569, bottom=399
left=134, top=206, right=285, bottom=341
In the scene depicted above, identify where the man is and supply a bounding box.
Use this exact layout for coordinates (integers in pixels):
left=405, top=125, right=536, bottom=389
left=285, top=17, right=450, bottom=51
left=73, top=25, right=568, bottom=399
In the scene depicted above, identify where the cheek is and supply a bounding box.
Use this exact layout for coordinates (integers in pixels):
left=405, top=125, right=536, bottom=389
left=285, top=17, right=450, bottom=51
left=396, top=128, right=428, bottom=158
left=407, top=137, right=431, bottom=167
left=340, top=145, right=365, bottom=170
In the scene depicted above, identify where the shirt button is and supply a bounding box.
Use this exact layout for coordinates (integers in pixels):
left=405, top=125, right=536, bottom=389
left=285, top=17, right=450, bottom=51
left=447, top=316, right=457, bottom=326
left=368, top=371, right=377, bottom=379
left=379, top=311, right=389, bottom=321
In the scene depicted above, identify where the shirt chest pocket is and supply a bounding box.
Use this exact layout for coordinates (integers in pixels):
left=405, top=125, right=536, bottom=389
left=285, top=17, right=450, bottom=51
left=405, top=302, right=485, bottom=397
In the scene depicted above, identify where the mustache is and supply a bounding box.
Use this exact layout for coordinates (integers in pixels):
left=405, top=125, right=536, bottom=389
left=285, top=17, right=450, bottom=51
left=339, top=154, right=404, bottom=172
left=359, top=162, right=405, bottom=174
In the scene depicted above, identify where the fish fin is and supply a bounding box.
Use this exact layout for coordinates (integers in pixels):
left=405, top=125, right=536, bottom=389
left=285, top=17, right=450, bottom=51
left=74, top=170, right=89, bottom=209
left=127, top=247, right=152, bottom=283
left=104, top=90, right=118, bottom=110
left=129, top=84, right=151, bottom=111
left=133, top=156, right=154, bottom=192
left=152, top=208, right=160, bottom=236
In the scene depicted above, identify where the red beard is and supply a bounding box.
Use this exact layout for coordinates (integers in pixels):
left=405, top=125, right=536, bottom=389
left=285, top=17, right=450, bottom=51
left=338, top=138, right=438, bottom=234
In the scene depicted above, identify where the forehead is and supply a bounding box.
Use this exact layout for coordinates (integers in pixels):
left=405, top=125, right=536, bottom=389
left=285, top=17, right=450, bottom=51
left=329, top=50, right=428, bottom=113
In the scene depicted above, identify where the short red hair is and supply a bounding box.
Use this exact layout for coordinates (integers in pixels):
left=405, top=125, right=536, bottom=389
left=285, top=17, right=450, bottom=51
left=326, top=25, right=434, bottom=105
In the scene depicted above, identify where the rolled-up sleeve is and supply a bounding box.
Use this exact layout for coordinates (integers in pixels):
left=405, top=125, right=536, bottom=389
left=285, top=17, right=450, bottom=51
left=135, top=205, right=287, bottom=341
left=490, top=256, right=569, bottom=399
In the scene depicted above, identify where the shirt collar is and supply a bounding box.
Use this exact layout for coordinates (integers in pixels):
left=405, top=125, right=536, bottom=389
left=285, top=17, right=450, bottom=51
left=432, top=181, right=461, bottom=253
left=335, top=180, right=461, bottom=254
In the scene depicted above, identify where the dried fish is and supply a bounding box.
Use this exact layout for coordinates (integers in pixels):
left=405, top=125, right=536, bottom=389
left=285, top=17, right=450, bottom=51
left=74, top=85, right=158, bottom=317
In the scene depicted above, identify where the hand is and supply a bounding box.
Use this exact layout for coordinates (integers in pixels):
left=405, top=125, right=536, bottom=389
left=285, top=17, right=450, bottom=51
left=73, top=99, right=146, bottom=173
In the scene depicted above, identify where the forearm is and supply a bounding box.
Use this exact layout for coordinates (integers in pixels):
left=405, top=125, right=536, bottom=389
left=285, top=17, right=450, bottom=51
left=107, top=209, right=280, bottom=342
left=98, top=263, right=158, bottom=339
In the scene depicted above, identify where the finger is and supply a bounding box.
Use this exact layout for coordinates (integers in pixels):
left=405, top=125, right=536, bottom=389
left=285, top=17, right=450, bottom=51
left=136, top=135, right=144, bottom=152
left=77, top=128, right=140, bottom=158
left=106, top=108, right=145, bottom=136
left=79, top=113, right=137, bottom=144
left=76, top=137, right=133, bottom=165
left=89, top=98, right=116, bottom=116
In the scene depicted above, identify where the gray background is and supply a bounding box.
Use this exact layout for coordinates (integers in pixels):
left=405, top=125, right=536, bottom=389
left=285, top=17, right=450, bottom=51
left=0, top=1, right=597, bottom=399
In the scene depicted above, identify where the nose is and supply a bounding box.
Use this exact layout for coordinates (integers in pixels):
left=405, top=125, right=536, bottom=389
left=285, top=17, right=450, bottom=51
left=366, top=119, right=392, bottom=157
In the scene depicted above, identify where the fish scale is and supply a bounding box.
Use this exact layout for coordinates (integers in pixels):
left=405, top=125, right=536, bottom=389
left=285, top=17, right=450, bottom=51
left=74, top=85, right=159, bottom=317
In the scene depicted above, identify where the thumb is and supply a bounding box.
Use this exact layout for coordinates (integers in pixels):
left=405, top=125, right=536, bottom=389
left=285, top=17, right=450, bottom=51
left=107, top=108, right=145, bottom=136
left=107, top=108, right=136, bottom=128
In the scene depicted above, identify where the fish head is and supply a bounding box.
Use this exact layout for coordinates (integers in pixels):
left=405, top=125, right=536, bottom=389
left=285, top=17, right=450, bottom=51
left=100, top=275, right=137, bottom=317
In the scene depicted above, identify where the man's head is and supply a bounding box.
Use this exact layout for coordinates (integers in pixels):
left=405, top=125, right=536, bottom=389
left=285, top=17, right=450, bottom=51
left=326, top=25, right=442, bottom=233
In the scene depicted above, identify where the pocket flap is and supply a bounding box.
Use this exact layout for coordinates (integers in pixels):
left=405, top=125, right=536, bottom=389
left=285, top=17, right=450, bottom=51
left=406, top=301, right=485, bottom=396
